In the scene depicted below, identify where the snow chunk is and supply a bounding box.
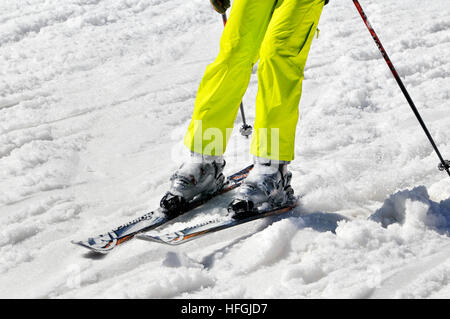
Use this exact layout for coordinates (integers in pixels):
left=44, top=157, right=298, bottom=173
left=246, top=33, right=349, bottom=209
left=369, top=186, right=450, bottom=231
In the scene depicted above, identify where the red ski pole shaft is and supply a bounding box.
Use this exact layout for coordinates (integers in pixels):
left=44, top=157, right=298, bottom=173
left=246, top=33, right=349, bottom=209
left=352, top=0, right=450, bottom=176
left=221, top=13, right=227, bottom=26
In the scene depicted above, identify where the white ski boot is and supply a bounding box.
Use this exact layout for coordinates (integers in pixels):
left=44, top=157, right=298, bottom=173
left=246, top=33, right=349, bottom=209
left=160, top=154, right=226, bottom=217
left=228, top=157, right=294, bottom=219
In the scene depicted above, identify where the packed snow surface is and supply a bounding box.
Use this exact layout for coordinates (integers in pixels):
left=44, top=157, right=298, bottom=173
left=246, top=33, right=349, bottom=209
left=0, top=0, right=449, bottom=298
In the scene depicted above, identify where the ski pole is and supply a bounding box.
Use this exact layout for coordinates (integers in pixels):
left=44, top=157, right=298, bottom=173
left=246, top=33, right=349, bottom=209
left=221, top=13, right=253, bottom=138
left=352, top=0, right=450, bottom=177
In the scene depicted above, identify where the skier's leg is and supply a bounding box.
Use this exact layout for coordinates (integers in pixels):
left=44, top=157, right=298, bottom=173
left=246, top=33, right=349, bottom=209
left=230, top=0, right=326, bottom=217
left=163, top=1, right=277, bottom=213
left=184, top=0, right=277, bottom=157
left=250, top=0, right=325, bottom=162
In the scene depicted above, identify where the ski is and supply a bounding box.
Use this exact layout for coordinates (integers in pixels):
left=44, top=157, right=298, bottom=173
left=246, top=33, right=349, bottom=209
left=71, top=164, right=253, bottom=254
left=137, top=201, right=299, bottom=246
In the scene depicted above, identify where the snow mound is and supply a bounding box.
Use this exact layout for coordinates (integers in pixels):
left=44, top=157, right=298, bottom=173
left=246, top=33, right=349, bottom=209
left=369, top=186, right=450, bottom=231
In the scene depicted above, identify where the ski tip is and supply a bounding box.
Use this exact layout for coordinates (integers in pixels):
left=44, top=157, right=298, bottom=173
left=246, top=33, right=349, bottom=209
left=71, top=239, right=90, bottom=249
left=71, top=240, right=111, bottom=254
left=71, top=239, right=83, bottom=246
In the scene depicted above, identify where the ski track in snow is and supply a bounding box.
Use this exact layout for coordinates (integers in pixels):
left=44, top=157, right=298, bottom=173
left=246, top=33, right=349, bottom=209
left=0, top=0, right=449, bottom=298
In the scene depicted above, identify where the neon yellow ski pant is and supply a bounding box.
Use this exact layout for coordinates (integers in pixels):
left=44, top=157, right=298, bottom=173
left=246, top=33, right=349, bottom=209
left=184, top=0, right=325, bottom=161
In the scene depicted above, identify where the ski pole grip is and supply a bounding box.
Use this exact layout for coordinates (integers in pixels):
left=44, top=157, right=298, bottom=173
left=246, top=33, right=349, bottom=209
left=210, top=0, right=230, bottom=15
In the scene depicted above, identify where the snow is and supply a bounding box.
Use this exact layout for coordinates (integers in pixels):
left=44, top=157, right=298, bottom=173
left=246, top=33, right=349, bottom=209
left=0, top=0, right=449, bottom=299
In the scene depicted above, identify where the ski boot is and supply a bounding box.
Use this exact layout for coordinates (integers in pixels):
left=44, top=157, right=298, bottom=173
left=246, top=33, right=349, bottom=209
left=228, top=157, right=294, bottom=220
left=160, top=154, right=226, bottom=218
